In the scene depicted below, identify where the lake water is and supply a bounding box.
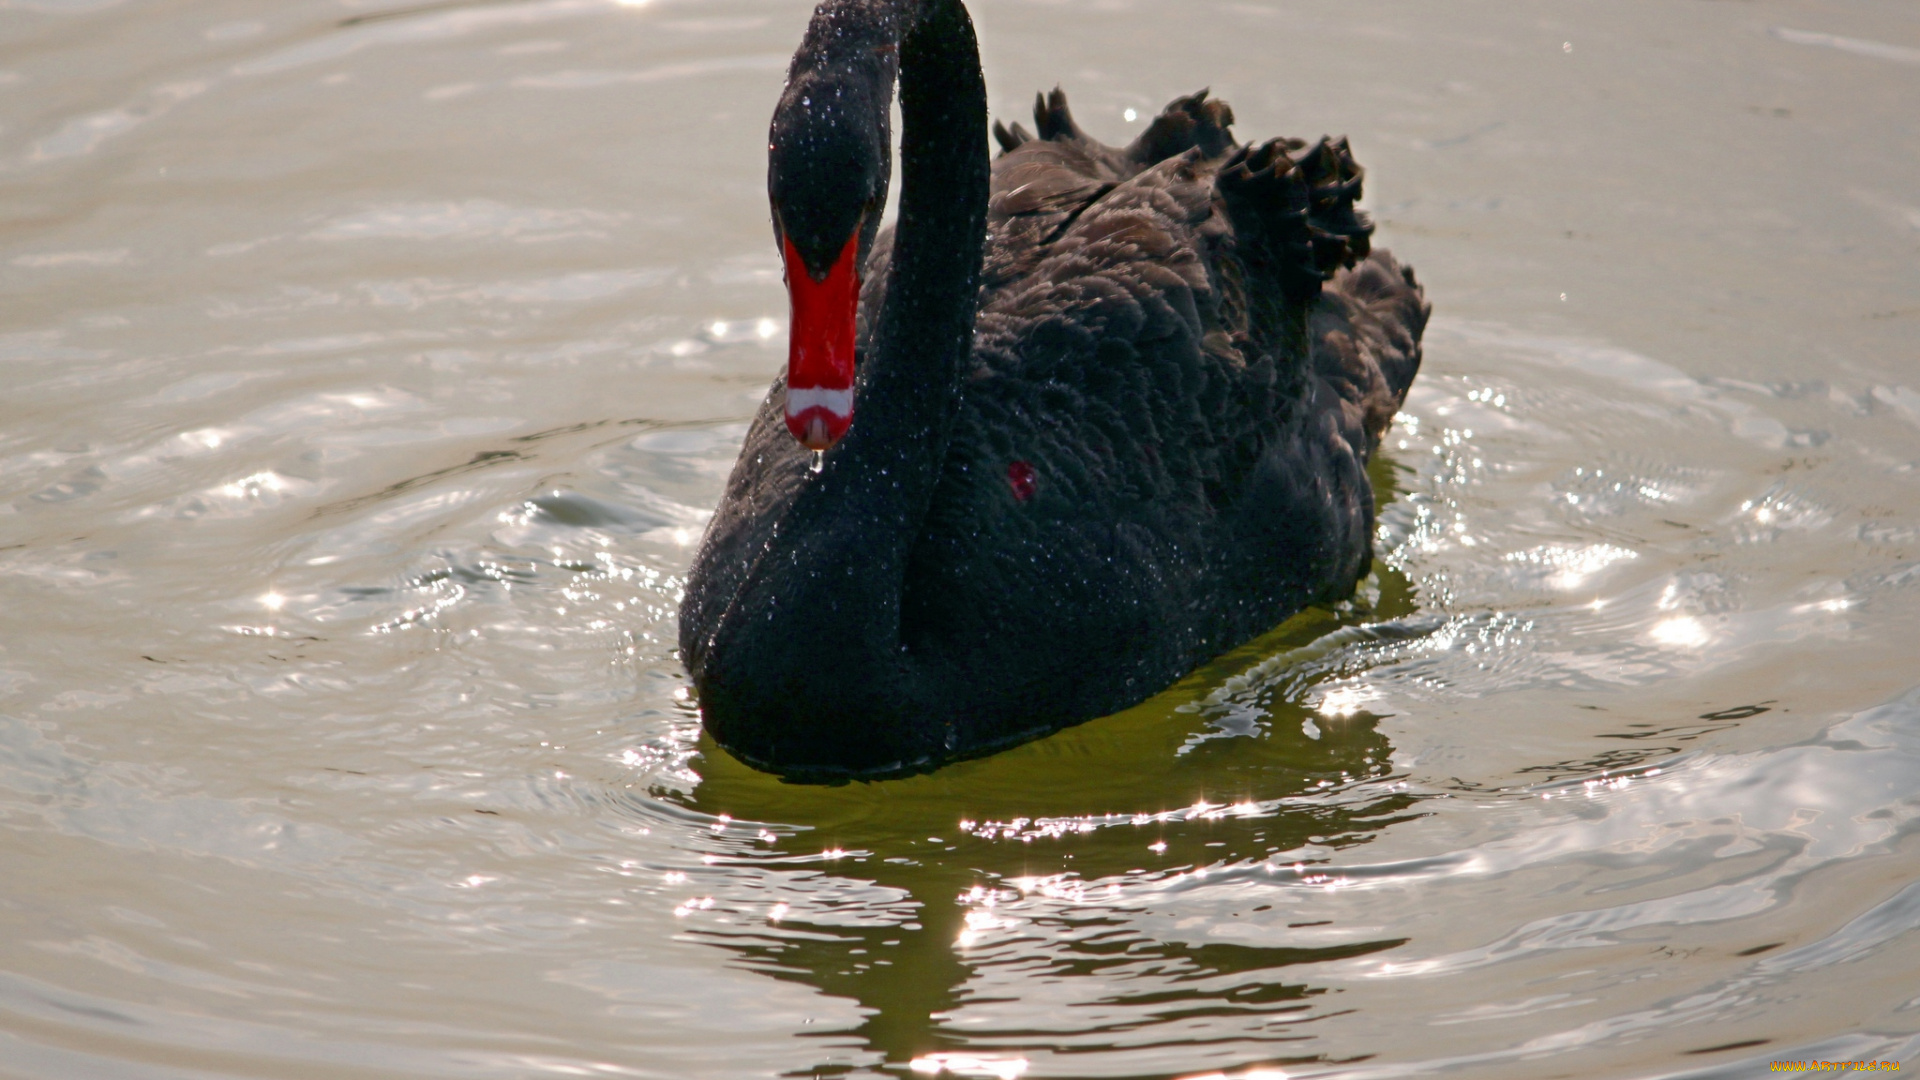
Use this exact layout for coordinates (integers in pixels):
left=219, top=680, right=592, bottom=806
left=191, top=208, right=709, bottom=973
left=3, top=1, right=1919, bottom=1077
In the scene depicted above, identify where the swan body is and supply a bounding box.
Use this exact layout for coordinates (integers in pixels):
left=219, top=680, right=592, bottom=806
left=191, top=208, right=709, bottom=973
left=679, top=0, right=1428, bottom=780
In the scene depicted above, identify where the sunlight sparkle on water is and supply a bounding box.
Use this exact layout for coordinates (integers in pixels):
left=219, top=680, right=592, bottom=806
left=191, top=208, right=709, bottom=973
left=219, top=470, right=294, bottom=501
left=1317, top=684, right=1379, bottom=717
left=956, top=909, right=1019, bottom=948
left=673, top=896, right=715, bottom=917
left=910, top=1053, right=1029, bottom=1080
left=1505, top=542, right=1637, bottom=589
left=1648, top=615, right=1710, bottom=648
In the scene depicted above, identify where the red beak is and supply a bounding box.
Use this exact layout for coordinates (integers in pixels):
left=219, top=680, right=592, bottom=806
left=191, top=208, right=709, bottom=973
left=781, top=230, right=861, bottom=451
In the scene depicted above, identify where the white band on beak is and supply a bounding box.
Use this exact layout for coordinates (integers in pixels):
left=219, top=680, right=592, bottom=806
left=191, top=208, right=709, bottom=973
left=784, top=386, right=854, bottom=419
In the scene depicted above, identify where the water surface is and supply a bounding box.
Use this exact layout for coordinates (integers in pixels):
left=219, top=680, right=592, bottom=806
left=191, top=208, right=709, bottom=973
left=4, top=1, right=1920, bottom=1077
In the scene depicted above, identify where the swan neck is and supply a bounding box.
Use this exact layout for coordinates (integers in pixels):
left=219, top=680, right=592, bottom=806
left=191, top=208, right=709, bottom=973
left=807, top=0, right=987, bottom=510
left=879, top=0, right=990, bottom=381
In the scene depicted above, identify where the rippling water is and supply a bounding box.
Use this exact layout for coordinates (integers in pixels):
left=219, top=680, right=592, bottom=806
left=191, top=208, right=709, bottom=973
left=4, top=1, right=1919, bottom=1077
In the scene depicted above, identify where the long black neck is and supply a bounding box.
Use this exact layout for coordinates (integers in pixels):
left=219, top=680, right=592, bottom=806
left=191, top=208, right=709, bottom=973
left=829, top=0, right=988, bottom=504
left=696, top=0, right=988, bottom=777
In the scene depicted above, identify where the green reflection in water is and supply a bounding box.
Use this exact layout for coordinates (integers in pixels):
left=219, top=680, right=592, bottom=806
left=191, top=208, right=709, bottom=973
left=671, top=453, right=1427, bottom=1076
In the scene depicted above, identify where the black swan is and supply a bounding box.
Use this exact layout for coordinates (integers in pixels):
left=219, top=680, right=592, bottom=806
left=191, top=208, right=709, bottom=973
left=678, top=0, right=1428, bottom=780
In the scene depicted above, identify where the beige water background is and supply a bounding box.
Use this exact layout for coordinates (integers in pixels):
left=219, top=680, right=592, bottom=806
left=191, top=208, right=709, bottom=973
left=3, top=0, right=1920, bottom=1077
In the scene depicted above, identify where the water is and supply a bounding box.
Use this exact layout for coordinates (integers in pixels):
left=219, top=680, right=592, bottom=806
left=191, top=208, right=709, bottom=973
left=4, top=0, right=1919, bottom=1077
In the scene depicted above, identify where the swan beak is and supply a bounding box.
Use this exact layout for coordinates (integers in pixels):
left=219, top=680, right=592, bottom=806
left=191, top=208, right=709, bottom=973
left=781, top=230, right=861, bottom=451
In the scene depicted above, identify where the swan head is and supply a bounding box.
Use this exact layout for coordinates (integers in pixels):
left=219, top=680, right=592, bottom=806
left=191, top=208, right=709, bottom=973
left=767, top=20, right=896, bottom=451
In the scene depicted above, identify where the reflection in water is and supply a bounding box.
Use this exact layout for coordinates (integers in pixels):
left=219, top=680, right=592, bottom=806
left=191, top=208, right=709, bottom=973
left=679, top=699, right=1413, bottom=1074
